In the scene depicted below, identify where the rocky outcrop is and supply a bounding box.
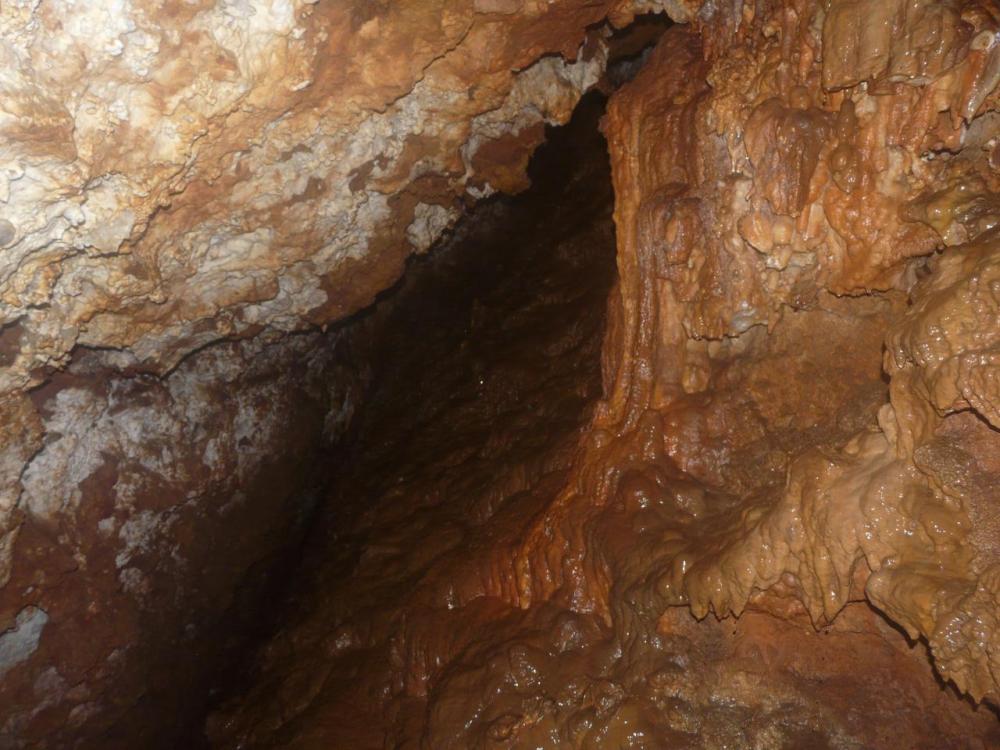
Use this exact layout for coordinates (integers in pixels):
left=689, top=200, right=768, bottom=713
left=0, top=0, right=634, bottom=391
left=206, top=15, right=1000, bottom=739
left=0, top=0, right=672, bottom=610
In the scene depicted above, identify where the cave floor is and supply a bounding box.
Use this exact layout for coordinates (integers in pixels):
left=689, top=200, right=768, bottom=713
left=207, top=95, right=1000, bottom=750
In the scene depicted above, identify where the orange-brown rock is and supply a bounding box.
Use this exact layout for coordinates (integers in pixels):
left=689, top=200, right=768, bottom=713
left=509, top=0, right=1000, bottom=714
left=0, top=2, right=665, bottom=746
left=3, top=0, right=1000, bottom=747
left=0, top=0, right=651, bottom=589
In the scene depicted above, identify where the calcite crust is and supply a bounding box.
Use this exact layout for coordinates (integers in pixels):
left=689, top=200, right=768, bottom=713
left=2, top=0, right=1000, bottom=746
left=508, top=0, right=1000, bottom=709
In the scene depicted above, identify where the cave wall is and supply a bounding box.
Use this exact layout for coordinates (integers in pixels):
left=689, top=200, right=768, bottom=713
left=501, top=0, right=1000, bottom=707
left=0, top=0, right=628, bottom=391
left=203, top=2, right=1000, bottom=742
left=0, top=0, right=637, bottom=588
left=0, top=331, right=363, bottom=745
left=0, top=1, right=674, bottom=745
left=2, top=0, right=1000, bottom=746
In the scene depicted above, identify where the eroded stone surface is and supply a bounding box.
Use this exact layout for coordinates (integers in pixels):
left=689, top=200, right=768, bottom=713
left=508, top=0, right=1000, bottom=712
left=208, top=79, right=1000, bottom=747
left=0, top=330, right=364, bottom=747
left=0, top=0, right=651, bottom=591
left=0, top=2, right=657, bottom=745
left=0, top=0, right=640, bottom=395
left=4, top=0, right=1000, bottom=747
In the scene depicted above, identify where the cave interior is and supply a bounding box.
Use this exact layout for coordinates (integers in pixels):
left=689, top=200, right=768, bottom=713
left=1, top=1, right=1000, bottom=748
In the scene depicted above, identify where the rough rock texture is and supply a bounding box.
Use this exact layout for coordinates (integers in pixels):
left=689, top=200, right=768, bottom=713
left=228, top=0, right=1000, bottom=743
left=0, top=0, right=665, bottom=587
left=210, top=91, right=1000, bottom=748
left=507, top=0, right=1000, bottom=713
left=0, top=0, right=637, bottom=391
left=208, top=96, right=621, bottom=745
left=0, top=2, right=665, bottom=746
left=4, top=0, right=1000, bottom=747
left=1, top=330, right=362, bottom=747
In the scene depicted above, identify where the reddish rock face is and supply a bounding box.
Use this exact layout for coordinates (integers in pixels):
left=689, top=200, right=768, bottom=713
left=3, top=0, right=1000, bottom=748
left=0, top=333, right=364, bottom=747
left=0, top=0, right=642, bottom=605
left=211, top=13, right=1000, bottom=736
left=583, top=2, right=1000, bottom=709
left=0, top=2, right=647, bottom=746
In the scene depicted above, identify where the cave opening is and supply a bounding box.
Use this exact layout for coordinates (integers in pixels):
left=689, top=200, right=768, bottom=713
left=201, top=87, right=622, bottom=748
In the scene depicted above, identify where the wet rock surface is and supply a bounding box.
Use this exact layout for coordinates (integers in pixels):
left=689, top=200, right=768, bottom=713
left=0, top=330, right=361, bottom=748
left=575, top=2, right=1000, bottom=713
left=210, top=88, right=1000, bottom=747
left=0, top=0, right=641, bottom=393
left=0, top=0, right=656, bottom=621
left=208, top=91, right=620, bottom=748
left=2, top=0, right=1000, bottom=747
left=0, top=3, right=657, bottom=745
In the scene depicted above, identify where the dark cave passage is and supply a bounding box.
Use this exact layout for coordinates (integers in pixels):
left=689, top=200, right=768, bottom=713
left=204, top=91, right=620, bottom=747
left=202, top=79, right=1000, bottom=748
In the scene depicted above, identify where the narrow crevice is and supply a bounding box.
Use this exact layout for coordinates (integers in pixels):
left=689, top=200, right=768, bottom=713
left=200, top=90, right=620, bottom=747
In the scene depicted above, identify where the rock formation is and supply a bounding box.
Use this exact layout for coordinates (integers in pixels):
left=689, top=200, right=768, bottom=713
left=1, top=0, right=1000, bottom=747
left=0, top=1, right=647, bottom=744
left=584, top=0, right=1000, bottom=707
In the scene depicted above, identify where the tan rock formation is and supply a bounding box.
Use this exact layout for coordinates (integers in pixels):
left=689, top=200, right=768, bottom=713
left=3, top=0, right=1000, bottom=746
left=509, top=0, right=1000, bottom=710
left=0, top=0, right=658, bottom=587
left=0, top=1, right=662, bottom=744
